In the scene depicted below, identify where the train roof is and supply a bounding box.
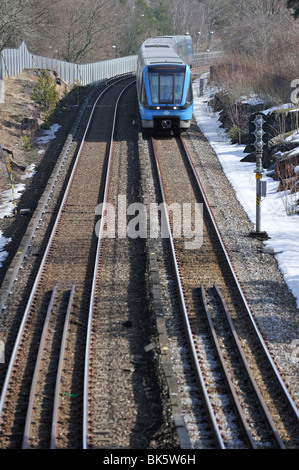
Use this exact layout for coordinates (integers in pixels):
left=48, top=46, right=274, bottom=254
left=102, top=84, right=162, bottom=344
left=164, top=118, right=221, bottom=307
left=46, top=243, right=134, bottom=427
left=138, top=35, right=192, bottom=66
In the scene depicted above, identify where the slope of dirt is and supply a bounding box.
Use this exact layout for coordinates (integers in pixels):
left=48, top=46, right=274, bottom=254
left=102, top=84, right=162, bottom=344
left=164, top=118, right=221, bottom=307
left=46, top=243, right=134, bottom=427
left=0, top=70, right=71, bottom=193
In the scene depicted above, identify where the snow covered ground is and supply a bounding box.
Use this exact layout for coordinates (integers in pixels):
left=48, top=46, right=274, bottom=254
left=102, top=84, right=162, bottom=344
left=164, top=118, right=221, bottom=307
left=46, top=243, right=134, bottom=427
left=0, top=124, right=60, bottom=267
left=36, top=123, right=61, bottom=145
left=0, top=231, right=11, bottom=268
left=193, top=77, right=299, bottom=308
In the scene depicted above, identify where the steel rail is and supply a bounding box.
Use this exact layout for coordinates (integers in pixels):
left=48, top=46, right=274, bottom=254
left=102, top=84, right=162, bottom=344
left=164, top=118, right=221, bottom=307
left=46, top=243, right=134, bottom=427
left=0, top=77, right=132, bottom=436
left=200, top=284, right=257, bottom=449
left=179, top=134, right=299, bottom=424
left=22, top=286, right=58, bottom=449
left=150, top=136, right=225, bottom=449
left=82, top=79, right=136, bottom=449
left=50, top=285, right=76, bottom=449
left=213, top=284, right=285, bottom=449
left=0, top=77, right=113, bottom=316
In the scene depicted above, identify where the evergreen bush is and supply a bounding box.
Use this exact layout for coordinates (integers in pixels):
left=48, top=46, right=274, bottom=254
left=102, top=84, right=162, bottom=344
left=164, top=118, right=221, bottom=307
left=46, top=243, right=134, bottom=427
left=31, top=70, right=59, bottom=126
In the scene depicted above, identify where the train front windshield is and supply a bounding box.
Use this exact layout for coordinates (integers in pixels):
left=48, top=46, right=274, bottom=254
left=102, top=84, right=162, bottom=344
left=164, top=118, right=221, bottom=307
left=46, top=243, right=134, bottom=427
left=148, top=65, right=186, bottom=105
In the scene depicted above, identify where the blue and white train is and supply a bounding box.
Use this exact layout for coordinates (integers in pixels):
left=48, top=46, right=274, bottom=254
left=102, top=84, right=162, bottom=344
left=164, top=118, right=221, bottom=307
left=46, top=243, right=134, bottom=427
left=136, top=35, right=194, bottom=131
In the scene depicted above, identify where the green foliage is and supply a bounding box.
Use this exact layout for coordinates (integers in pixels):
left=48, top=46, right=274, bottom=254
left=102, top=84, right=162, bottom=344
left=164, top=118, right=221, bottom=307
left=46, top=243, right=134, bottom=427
left=151, top=0, right=172, bottom=34
left=120, top=0, right=153, bottom=55
left=228, top=124, right=241, bottom=144
left=119, top=0, right=173, bottom=55
left=31, top=70, right=59, bottom=124
left=21, top=135, right=32, bottom=151
left=287, top=0, right=299, bottom=19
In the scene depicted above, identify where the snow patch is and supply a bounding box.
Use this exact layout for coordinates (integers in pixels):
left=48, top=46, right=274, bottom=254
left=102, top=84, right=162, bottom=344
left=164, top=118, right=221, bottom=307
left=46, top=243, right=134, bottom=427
left=193, top=78, right=299, bottom=308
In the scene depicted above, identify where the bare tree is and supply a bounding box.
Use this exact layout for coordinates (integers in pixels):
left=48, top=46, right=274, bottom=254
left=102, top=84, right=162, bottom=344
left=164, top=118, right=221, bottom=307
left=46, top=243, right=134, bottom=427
left=213, top=0, right=299, bottom=103
left=222, top=0, right=291, bottom=56
left=54, top=0, right=119, bottom=63
left=199, top=0, right=232, bottom=31
left=169, top=0, right=203, bottom=35
left=0, top=0, right=30, bottom=49
left=0, top=0, right=58, bottom=51
left=117, top=0, right=171, bottom=56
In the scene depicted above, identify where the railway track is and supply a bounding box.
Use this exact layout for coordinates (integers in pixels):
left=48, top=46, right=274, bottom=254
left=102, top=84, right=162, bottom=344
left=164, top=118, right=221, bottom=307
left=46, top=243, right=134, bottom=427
left=148, top=132, right=299, bottom=449
left=83, top=84, right=177, bottom=450
left=0, top=70, right=298, bottom=449
left=0, top=76, right=152, bottom=449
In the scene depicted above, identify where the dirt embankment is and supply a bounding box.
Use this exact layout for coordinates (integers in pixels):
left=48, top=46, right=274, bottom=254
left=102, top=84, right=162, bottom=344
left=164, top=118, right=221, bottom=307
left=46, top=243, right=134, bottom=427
left=0, top=70, right=72, bottom=195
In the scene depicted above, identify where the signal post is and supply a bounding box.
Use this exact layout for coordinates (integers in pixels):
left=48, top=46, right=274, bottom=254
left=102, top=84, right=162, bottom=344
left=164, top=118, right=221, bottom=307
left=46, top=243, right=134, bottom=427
left=249, top=112, right=269, bottom=239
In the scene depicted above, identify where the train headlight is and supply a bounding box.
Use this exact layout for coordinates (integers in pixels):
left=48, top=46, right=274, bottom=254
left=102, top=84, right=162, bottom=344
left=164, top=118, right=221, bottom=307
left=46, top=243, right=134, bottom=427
left=173, top=106, right=178, bottom=110
left=155, top=106, right=160, bottom=110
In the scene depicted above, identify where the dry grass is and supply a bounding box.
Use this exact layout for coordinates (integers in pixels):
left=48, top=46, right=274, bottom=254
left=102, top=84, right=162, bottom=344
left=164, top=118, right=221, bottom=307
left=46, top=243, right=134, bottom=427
left=211, top=52, right=298, bottom=107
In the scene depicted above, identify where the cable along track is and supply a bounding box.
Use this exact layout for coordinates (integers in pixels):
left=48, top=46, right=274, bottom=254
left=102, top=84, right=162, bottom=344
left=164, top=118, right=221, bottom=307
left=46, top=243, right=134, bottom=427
left=149, top=133, right=299, bottom=449
left=0, top=77, right=135, bottom=449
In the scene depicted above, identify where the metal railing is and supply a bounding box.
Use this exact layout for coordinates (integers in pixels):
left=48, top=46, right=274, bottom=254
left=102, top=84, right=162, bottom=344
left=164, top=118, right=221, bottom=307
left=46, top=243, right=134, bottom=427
left=193, top=50, right=223, bottom=67
left=0, top=40, right=137, bottom=86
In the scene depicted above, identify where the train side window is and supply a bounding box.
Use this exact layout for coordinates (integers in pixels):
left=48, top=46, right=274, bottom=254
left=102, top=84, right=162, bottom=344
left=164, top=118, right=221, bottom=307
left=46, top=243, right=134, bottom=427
left=148, top=72, right=159, bottom=104
left=185, top=78, right=193, bottom=106
left=174, top=72, right=185, bottom=104
left=141, top=77, right=149, bottom=107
